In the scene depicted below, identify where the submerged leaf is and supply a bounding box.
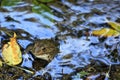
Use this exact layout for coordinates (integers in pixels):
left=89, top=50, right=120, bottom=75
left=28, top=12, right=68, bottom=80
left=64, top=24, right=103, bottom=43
left=79, top=71, right=89, bottom=77
left=92, top=28, right=120, bottom=37
left=2, top=33, right=22, bottom=66
left=107, top=21, right=120, bottom=32
left=1, top=0, right=21, bottom=6
left=38, top=0, right=54, bottom=2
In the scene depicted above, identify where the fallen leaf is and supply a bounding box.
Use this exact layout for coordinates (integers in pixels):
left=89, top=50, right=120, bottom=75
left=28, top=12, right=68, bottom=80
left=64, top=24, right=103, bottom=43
left=107, top=21, right=120, bottom=32
left=2, top=33, right=22, bottom=65
left=92, top=28, right=120, bottom=37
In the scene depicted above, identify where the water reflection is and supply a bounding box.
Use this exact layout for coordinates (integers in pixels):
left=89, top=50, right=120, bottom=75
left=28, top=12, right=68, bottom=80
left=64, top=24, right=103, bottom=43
left=1, top=0, right=57, bottom=39
left=0, top=0, right=120, bottom=79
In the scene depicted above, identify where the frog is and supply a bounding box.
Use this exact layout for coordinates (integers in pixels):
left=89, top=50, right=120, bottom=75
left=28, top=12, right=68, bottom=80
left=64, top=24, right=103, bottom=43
left=26, top=39, right=59, bottom=62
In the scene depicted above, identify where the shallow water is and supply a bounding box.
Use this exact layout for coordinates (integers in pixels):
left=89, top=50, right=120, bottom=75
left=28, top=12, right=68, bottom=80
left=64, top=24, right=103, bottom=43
left=0, top=0, right=120, bottom=80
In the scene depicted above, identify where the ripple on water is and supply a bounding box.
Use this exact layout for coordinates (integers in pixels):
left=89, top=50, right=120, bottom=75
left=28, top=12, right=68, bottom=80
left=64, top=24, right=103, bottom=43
left=0, top=0, right=120, bottom=79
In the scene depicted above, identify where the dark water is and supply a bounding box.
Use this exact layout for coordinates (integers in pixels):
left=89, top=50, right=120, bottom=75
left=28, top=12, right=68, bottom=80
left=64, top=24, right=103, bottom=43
left=0, top=0, right=120, bottom=80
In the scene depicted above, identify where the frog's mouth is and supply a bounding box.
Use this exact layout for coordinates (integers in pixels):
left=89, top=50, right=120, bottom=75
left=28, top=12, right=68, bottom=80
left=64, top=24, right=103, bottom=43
left=35, top=54, right=52, bottom=61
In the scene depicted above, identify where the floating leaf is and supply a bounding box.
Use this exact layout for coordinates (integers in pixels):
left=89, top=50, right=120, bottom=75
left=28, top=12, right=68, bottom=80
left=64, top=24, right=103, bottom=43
left=91, top=21, right=120, bottom=37
left=107, top=21, right=120, bottom=32
left=92, top=28, right=120, bottom=37
left=2, top=33, right=22, bottom=66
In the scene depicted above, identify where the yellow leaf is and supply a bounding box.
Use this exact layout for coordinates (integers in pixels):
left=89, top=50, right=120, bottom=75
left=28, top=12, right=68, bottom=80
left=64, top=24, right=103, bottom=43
left=0, top=60, right=2, bottom=67
left=2, top=33, right=22, bottom=66
left=92, top=28, right=120, bottom=37
left=107, top=21, right=120, bottom=32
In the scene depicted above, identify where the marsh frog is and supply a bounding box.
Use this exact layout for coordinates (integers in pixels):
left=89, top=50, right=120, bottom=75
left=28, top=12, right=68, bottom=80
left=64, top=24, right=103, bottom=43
left=26, top=39, right=59, bottom=62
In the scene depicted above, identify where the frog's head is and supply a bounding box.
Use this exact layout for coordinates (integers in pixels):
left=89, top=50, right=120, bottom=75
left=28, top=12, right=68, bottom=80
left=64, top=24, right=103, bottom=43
left=33, top=46, right=56, bottom=61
